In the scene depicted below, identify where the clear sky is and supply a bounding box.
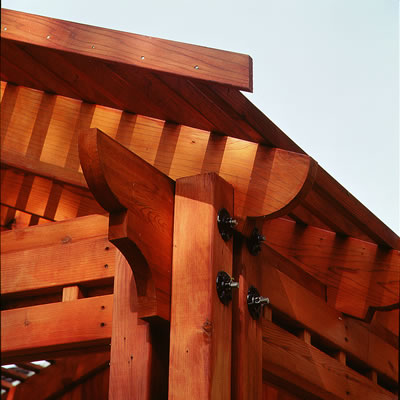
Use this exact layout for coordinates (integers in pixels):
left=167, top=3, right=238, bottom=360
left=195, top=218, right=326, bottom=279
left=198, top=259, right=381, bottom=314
left=2, top=0, right=399, bottom=234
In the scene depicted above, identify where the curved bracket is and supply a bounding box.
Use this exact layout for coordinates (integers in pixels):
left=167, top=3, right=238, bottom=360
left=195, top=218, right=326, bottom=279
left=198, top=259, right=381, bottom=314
left=79, top=128, right=174, bottom=321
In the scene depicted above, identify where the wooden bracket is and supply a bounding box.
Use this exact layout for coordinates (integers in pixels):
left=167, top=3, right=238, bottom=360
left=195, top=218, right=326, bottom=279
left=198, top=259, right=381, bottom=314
left=79, top=128, right=174, bottom=321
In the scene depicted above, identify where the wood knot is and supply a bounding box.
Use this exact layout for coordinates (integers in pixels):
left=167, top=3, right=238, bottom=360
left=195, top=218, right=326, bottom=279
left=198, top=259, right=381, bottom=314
left=61, top=236, right=72, bottom=244
left=202, top=319, right=212, bottom=337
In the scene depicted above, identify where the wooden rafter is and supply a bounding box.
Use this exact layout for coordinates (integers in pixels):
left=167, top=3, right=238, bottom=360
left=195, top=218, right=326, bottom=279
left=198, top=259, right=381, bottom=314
left=1, top=82, right=398, bottom=248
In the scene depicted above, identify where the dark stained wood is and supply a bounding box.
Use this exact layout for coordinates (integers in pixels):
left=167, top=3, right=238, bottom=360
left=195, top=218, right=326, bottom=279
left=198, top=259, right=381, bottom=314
left=79, top=127, right=175, bottom=321
left=262, top=319, right=396, bottom=400
left=169, top=173, right=233, bottom=399
left=12, top=353, right=109, bottom=400
left=109, top=251, right=168, bottom=399
left=1, top=9, right=253, bottom=91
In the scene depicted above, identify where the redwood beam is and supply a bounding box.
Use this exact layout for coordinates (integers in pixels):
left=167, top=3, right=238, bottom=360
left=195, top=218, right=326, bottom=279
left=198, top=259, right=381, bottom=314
left=258, top=217, right=400, bottom=321
left=109, top=252, right=168, bottom=399
left=262, top=320, right=396, bottom=400
left=79, top=127, right=175, bottom=321
left=2, top=9, right=253, bottom=91
left=1, top=295, right=113, bottom=363
left=232, top=232, right=263, bottom=399
left=169, top=173, right=233, bottom=399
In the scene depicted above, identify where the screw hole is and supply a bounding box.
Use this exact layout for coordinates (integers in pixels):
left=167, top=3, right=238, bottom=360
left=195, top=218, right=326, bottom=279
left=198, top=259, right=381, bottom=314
left=3, top=27, right=7, bottom=31
left=46, top=35, right=51, bottom=39
left=141, top=56, right=145, bottom=60
left=104, top=264, right=108, bottom=269
left=100, top=322, right=105, bottom=327
left=194, top=65, right=199, bottom=70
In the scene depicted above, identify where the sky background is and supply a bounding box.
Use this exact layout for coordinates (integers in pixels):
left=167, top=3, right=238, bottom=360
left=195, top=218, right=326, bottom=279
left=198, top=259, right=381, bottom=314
left=3, top=0, right=399, bottom=234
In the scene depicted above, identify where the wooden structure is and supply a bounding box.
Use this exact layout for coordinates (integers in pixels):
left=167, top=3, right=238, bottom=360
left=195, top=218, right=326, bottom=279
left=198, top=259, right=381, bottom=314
left=1, top=8, right=399, bottom=399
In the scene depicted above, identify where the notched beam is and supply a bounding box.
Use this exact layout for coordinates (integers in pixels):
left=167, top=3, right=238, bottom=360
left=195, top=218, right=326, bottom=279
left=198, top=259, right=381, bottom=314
left=79, top=128, right=174, bottom=321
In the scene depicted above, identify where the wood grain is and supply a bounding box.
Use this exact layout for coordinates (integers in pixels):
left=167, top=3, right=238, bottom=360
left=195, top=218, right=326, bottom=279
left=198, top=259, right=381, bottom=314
left=258, top=261, right=398, bottom=381
left=1, top=214, right=108, bottom=253
left=169, top=173, right=233, bottom=399
left=109, top=251, right=168, bottom=399
left=259, top=217, right=400, bottom=320
left=0, top=165, right=105, bottom=222
left=1, top=295, right=113, bottom=363
left=1, top=235, right=115, bottom=296
left=262, top=319, right=396, bottom=400
left=79, top=127, right=175, bottom=321
left=1, top=9, right=253, bottom=91
left=232, top=233, right=263, bottom=399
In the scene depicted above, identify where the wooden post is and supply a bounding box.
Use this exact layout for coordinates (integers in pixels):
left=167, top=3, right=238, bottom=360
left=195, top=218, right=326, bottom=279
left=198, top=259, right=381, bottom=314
left=109, top=252, right=168, bottom=399
left=169, top=173, right=233, bottom=399
left=232, top=233, right=263, bottom=399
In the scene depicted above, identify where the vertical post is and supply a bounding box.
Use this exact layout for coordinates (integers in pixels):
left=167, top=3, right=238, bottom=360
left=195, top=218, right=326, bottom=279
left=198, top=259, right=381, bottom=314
left=232, top=232, right=263, bottom=400
left=109, top=252, right=168, bottom=399
left=169, top=173, right=233, bottom=399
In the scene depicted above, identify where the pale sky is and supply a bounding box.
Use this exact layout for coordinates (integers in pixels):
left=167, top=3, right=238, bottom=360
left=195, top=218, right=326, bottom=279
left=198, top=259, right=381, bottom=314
left=2, top=0, right=399, bottom=234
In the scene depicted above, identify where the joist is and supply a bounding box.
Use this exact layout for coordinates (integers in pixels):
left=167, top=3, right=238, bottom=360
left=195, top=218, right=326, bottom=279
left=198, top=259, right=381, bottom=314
left=258, top=262, right=398, bottom=381
left=2, top=83, right=397, bottom=248
left=1, top=9, right=253, bottom=91
left=1, top=295, right=113, bottom=363
left=258, top=217, right=400, bottom=320
left=0, top=165, right=104, bottom=222
left=262, top=319, right=396, bottom=400
left=1, top=84, right=317, bottom=224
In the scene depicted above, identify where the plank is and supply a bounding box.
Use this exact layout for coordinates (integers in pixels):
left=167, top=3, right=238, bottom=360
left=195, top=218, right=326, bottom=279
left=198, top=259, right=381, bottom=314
left=258, top=261, right=398, bottom=381
left=1, top=295, right=113, bottom=363
left=169, top=173, right=233, bottom=399
left=109, top=251, right=168, bottom=399
left=11, top=353, right=109, bottom=400
left=262, top=319, right=396, bottom=400
left=259, top=217, right=400, bottom=320
left=79, top=127, right=175, bottom=321
left=1, top=9, right=253, bottom=91
left=232, top=233, right=263, bottom=399
left=1, top=214, right=108, bottom=253
left=1, top=235, right=115, bottom=296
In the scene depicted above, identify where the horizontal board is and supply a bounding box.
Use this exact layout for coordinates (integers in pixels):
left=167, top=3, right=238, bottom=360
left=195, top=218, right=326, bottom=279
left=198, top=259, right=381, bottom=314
left=260, top=217, right=400, bottom=319
left=1, top=295, right=113, bottom=362
left=262, top=320, right=396, bottom=400
left=2, top=9, right=253, bottom=91
left=1, top=235, right=115, bottom=295
left=259, top=262, right=398, bottom=381
left=1, top=214, right=108, bottom=253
